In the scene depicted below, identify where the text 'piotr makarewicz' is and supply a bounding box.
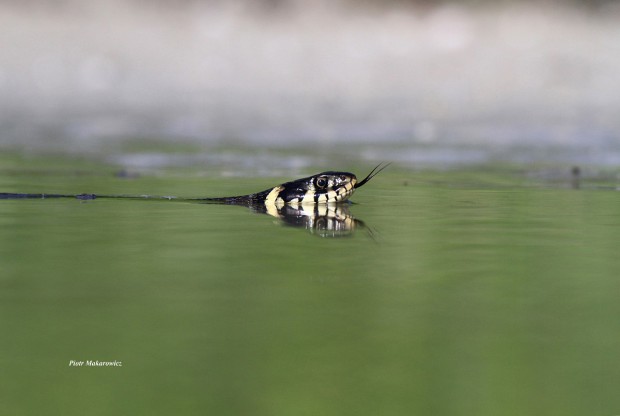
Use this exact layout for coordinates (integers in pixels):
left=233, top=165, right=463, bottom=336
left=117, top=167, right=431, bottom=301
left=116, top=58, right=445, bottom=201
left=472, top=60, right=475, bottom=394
left=69, top=360, right=123, bottom=367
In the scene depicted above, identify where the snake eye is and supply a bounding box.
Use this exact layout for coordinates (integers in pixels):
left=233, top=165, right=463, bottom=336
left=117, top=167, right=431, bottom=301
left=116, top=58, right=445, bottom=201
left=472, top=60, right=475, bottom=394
left=316, top=177, right=327, bottom=189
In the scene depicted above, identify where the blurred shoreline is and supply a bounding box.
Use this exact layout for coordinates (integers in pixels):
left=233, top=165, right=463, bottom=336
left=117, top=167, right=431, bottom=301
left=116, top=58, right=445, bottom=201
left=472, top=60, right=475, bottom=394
left=1, top=0, right=620, bottom=166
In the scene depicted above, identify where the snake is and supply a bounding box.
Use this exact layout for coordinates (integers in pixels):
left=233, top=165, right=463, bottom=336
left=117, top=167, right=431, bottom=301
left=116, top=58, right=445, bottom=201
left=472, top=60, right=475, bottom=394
left=202, top=162, right=390, bottom=207
left=0, top=162, right=390, bottom=206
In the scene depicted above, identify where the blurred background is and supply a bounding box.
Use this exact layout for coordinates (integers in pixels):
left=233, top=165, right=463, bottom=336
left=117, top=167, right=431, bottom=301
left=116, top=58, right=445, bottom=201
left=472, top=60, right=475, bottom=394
left=1, top=0, right=620, bottom=169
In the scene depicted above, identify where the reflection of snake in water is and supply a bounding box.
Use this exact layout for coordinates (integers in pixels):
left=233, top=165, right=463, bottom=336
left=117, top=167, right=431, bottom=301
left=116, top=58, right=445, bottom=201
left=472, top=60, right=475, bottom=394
left=260, top=203, right=366, bottom=238
left=0, top=163, right=390, bottom=237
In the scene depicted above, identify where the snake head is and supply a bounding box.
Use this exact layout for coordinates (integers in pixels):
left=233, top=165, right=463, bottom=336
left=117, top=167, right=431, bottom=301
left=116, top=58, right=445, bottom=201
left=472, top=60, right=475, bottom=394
left=274, top=171, right=357, bottom=204
left=274, top=164, right=389, bottom=205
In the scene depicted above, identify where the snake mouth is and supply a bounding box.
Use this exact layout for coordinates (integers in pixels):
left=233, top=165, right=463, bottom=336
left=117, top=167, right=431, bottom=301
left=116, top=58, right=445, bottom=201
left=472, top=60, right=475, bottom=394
left=354, top=162, right=391, bottom=189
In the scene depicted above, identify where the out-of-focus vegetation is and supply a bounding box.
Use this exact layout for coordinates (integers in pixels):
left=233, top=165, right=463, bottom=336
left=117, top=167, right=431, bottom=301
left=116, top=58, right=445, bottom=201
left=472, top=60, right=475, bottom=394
left=1, top=0, right=619, bottom=168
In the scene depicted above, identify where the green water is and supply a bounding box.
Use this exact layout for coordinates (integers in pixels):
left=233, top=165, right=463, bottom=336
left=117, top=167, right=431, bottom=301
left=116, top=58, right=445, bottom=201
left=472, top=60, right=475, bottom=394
left=1, top=157, right=620, bottom=416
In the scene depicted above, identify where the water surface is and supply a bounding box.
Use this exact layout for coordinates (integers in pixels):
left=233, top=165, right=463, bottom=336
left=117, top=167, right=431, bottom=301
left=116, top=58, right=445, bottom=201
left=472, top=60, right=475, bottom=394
left=1, top=161, right=619, bottom=416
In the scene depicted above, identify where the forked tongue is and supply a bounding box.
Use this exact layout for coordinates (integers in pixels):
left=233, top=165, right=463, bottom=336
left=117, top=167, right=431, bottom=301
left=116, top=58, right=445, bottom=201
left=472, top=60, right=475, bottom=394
left=354, top=162, right=391, bottom=189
